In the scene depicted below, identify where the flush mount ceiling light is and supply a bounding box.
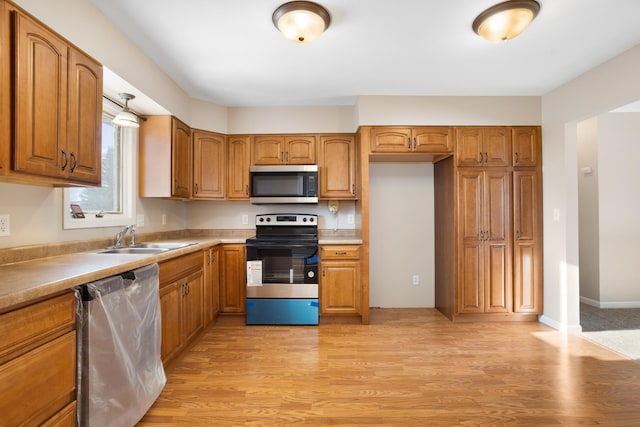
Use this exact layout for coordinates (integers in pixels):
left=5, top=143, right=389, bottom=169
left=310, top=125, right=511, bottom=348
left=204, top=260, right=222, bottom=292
left=472, top=0, right=540, bottom=42
left=112, top=92, right=139, bottom=128
left=272, top=1, right=331, bottom=44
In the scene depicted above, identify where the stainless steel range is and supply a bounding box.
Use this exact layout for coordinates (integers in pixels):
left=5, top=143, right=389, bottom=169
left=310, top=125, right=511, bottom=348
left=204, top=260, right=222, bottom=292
left=245, top=214, right=319, bottom=325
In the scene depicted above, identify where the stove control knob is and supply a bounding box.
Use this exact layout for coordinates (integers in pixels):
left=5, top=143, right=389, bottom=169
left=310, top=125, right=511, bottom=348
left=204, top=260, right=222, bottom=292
left=266, top=217, right=271, bottom=222
left=302, top=217, right=307, bottom=222
left=258, top=217, right=264, bottom=223
left=309, top=217, right=315, bottom=223
left=307, top=270, right=315, bottom=279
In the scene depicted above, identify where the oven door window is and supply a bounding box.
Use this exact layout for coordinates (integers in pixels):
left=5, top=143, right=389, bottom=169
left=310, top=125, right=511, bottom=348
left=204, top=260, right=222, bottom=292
left=253, top=246, right=317, bottom=284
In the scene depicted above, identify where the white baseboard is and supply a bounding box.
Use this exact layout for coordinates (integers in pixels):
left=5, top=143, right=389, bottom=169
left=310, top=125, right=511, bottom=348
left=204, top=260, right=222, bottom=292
left=580, top=296, right=640, bottom=309
left=539, top=315, right=583, bottom=335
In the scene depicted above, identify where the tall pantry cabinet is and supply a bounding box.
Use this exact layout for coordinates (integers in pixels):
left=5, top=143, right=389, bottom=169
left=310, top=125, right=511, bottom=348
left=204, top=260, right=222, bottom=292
left=435, top=126, right=542, bottom=321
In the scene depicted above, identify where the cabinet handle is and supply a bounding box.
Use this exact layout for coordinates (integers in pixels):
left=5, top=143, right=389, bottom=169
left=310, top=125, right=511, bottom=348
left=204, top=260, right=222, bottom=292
left=485, top=230, right=490, bottom=241
left=515, top=152, right=519, bottom=164
left=407, top=137, right=411, bottom=149
left=61, top=150, right=68, bottom=171
left=285, top=152, right=289, bottom=163
left=280, top=151, right=284, bottom=162
left=335, top=251, right=347, bottom=255
left=480, top=230, right=484, bottom=241
left=516, top=230, right=521, bottom=241
left=195, top=183, right=199, bottom=194
left=351, top=184, right=355, bottom=195
left=322, top=266, right=326, bottom=277
left=479, top=152, right=484, bottom=163
left=245, top=184, right=249, bottom=195
left=413, top=137, right=417, bottom=150
left=70, top=152, right=77, bottom=172
left=484, top=152, right=488, bottom=164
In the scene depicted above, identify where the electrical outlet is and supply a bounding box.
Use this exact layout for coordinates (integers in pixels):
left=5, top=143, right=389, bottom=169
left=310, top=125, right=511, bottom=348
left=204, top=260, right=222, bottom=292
left=0, top=214, right=9, bottom=236
left=136, top=214, right=145, bottom=228
left=412, top=275, right=419, bottom=285
left=242, top=214, right=249, bottom=225
left=161, top=214, right=167, bottom=225
left=347, top=214, right=355, bottom=225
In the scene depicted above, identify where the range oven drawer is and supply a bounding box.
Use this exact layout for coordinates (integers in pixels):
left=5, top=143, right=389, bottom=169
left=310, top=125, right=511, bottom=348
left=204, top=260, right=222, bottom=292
left=246, top=298, right=319, bottom=325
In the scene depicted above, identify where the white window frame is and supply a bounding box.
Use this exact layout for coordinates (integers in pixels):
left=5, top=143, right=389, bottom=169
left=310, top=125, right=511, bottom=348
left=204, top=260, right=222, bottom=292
left=63, top=101, right=137, bottom=229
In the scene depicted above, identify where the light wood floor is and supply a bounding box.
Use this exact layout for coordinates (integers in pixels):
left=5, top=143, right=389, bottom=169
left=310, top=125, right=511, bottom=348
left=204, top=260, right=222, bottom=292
left=139, top=309, right=640, bottom=426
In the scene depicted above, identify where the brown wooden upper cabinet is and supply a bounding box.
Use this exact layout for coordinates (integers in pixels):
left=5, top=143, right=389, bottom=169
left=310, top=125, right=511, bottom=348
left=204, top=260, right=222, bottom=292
left=318, top=134, right=357, bottom=199
left=139, top=116, right=192, bottom=199
left=253, top=135, right=316, bottom=165
left=455, top=127, right=510, bottom=168
left=226, top=135, right=251, bottom=200
left=6, top=5, right=102, bottom=185
left=192, top=130, right=225, bottom=200
left=370, top=127, right=453, bottom=154
left=512, top=127, right=540, bottom=168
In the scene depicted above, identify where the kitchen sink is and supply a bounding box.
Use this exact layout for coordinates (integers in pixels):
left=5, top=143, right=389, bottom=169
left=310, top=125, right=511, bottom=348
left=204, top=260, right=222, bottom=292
left=98, top=247, right=170, bottom=255
left=97, top=242, right=197, bottom=254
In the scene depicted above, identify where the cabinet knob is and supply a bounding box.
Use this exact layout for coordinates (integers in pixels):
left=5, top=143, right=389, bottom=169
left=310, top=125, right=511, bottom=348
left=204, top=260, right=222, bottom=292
left=335, top=251, right=347, bottom=255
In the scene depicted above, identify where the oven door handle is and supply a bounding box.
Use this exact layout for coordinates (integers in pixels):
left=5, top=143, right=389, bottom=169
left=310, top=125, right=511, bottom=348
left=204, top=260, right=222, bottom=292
left=246, top=243, right=318, bottom=250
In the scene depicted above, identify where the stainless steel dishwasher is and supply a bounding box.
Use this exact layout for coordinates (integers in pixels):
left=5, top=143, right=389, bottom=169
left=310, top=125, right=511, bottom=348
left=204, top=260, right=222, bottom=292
left=76, top=263, right=166, bottom=426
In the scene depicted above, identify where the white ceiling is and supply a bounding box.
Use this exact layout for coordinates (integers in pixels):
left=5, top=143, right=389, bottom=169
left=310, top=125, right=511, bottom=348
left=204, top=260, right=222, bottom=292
left=91, top=0, right=640, bottom=109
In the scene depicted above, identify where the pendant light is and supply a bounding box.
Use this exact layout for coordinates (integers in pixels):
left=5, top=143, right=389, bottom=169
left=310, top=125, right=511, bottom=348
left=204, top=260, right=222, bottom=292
left=112, top=93, right=139, bottom=128
left=472, top=0, right=540, bottom=42
left=273, top=1, right=331, bottom=44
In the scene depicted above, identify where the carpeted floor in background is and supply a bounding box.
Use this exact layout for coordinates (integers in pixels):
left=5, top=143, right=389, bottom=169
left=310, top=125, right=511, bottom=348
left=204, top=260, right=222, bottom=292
left=580, top=303, right=640, bottom=361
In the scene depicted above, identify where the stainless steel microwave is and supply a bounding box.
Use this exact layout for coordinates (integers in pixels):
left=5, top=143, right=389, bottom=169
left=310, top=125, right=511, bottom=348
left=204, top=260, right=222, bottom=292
left=249, top=165, right=318, bottom=204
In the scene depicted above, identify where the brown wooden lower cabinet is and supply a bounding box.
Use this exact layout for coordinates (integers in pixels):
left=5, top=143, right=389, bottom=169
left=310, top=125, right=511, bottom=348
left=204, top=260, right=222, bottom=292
left=203, top=246, right=221, bottom=324
left=219, top=244, right=246, bottom=314
left=159, top=251, right=204, bottom=365
left=320, top=245, right=362, bottom=317
left=0, top=292, right=77, bottom=426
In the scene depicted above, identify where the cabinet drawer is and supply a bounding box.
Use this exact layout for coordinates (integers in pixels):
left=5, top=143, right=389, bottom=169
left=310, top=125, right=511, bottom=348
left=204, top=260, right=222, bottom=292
left=320, top=245, right=361, bottom=260
left=0, top=292, right=75, bottom=360
left=160, top=251, right=203, bottom=286
left=0, top=331, right=76, bottom=426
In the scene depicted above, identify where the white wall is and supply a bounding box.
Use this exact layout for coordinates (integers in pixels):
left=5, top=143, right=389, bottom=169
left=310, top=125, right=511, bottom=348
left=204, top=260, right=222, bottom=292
left=369, top=164, right=434, bottom=308
left=597, top=113, right=640, bottom=305
left=541, top=44, right=640, bottom=333
left=186, top=200, right=356, bottom=231
left=577, top=117, right=600, bottom=302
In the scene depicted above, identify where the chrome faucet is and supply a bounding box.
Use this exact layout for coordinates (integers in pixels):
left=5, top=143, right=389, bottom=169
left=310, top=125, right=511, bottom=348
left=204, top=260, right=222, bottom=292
left=114, top=225, right=135, bottom=247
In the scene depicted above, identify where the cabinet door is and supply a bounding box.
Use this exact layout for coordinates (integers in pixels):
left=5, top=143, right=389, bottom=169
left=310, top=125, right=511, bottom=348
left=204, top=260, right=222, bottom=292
left=253, top=135, right=285, bottom=165
left=319, top=135, right=356, bottom=199
left=171, top=117, right=191, bottom=198
left=370, top=127, right=412, bottom=153
left=457, top=170, right=484, bottom=313
left=227, top=136, right=251, bottom=199
left=483, top=127, right=510, bottom=167
left=67, top=47, right=102, bottom=184
left=193, top=131, right=225, bottom=199
left=13, top=10, right=68, bottom=179
left=413, top=127, right=453, bottom=153
left=285, top=135, right=316, bottom=164
left=512, top=127, right=540, bottom=167
left=321, top=261, right=360, bottom=314
left=513, top=171, right=542, bottom=313
left=183, top=270, right=204, bottom=343
left=483, top=170, right=511, bottom=313
left=456, top=127, right=509, bottom=167
left=159, top=281, right=183, bottom=363
left=456, top=127, right=483, bottom=167
left=0, top=332, right=76, bottom=426
left=210, top=247, right=221, bottom=317
left=220, top=244, right=246, bottom=313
